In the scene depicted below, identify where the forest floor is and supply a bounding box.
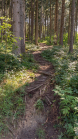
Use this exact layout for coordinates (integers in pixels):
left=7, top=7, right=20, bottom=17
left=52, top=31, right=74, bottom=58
left=2, top=44, right=62, bottom=139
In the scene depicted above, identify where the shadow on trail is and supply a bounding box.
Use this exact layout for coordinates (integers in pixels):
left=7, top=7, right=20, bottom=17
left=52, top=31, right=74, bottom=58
left=16, top=52, right=61, bottom=139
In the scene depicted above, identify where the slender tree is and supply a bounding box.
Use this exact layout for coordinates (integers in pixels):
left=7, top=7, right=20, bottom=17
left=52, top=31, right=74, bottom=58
left=1, top=0, right=3, bottom=42
left=35, top=0, right=38, bottom=45
left=31, top=0, right=34, bottom=42
left=68, top=2, right=71, bottom=44
left=39, top=4, right=42, bottom=39
left=20, top=0, right=25, bottom=53
left=75, top=0, right=78, bottom=36
left=50, top=0, right=52, bottom=43
left=59, top=0, right=65, bottom=46
left=29, top=9, right=31, bottom=40
left=69, top=0, right=75, bottom=53
left=4, top=0, right=5, bottom=16
left=55, top=0, right=58, bottom=42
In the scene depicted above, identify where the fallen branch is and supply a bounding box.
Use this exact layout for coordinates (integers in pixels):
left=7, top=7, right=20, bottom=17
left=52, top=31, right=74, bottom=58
left=6, top=124, right=15, bottom=138
left=38, top=71, right=54, bottom=76
left=45, top=96, right=52, bottom=105
left=27, top=83, right=44, bottom=92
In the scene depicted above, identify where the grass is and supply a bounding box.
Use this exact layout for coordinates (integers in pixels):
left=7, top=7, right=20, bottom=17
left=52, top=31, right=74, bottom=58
left=42, top=45, right=78, bottom=139
left=36, top=128, right=45, bottom=139
left=0, top=42, right=38, bottom=136
left=35, top=99, right=44, bottom=111
left=38, top=33, right=78, bottom=48
left=38, top=36, right=54, bottom=45
left=25, top=41, right=40, bottom=51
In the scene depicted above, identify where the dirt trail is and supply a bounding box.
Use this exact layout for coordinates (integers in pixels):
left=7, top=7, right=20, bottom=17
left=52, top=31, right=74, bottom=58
left=2, top=44, right=61, bottom=139
left=15, top=45, right=61, bottom=139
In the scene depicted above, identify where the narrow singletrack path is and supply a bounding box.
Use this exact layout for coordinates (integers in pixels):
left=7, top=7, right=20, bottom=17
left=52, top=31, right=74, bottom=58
left=16, top=45, right=61, bottom=139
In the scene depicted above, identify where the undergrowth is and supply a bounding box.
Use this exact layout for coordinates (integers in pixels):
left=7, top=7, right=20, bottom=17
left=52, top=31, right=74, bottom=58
left=35, top=99, right=44, bottom=111
left=38, top=36, right=54, bottom=45
left=36, top=128, right=45, bottom=139
left=25, top=42, right=40, bottom=51
left=0, top=44, right=38, bottom=136
left=42, top=45, right=78, bottom=139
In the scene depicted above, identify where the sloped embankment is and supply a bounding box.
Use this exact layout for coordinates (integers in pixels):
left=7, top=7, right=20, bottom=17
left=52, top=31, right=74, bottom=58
left=16, top=50, right=61, bottom=139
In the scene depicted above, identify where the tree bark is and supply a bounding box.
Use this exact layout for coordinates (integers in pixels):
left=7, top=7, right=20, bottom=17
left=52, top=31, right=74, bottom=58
left=35, top=0, right=38, bottom=45
left=47, top=13, right=48, bottom=36
left=55, top=0, right=58, bottom=37
left=1, top=0, right=3, bottom=42
left=20, top=0, right=25, bottom=53
left=39, top=10, right=42, bottom=39
left=50, top=0, right=52, bottom=43
left=45, top=13, right=46, bottom=37
left=69, top=0, right=75, bottom=53
left=4, top=0, right=5, bottom=16
left=75, top=0, right=78, bottom=36
left=13, top=0, right=21, bottom=55
left=31, top=0, right=33, bottom=40
left=68, top=2, right=71, bottom=44
left=40, top=2, right=42, bottom=39
left=51, top=5, right=53, bottom=36
left=29, top=10, right=31, bottom=40
left=59, top=0, right=65, bottom=46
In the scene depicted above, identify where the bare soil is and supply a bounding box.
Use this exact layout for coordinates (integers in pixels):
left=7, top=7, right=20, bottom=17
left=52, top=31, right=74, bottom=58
left=1, top=44, right=62, bottom=139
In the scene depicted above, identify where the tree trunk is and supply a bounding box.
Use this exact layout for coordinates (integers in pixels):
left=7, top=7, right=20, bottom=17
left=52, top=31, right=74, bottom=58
left=29, top=10, right=31, bottom=40
left=1, top=0, right=3, bottom=42
left=50, top=0, right=52, bottom=43
left=59, top=0, right=65, bottom=46
left=51, top=5, right=53, bottom=36
left=25, top=0, right=26, bottom=41
left=47, top=14, right=48, bottom=36
left=55, top=0, right=58, bottom=37
left=40, top=2, right=42, bottom=39
left=75, top=0, right=78, bottom=36
left=76, top=0, right=78, bottom=35
left=45, top=13, right=46, bottom=37
left=13, top=0, right=21, bottom=55
left=40, top=10, right=42, bottom=39
left=31, top=0, right=34, bottom=42
left=69, top=0, right=75, bottom=53
left=9, top=0, right=11, bottom=18
left=35, top=0, right=38, bottom=45
left=20, top=0, right=25, bottom=53
left=74, top=7, right=76, bottom=43
left=4, top=0, right=5, bottom=16
left=68, top=2, right=71, bottom=44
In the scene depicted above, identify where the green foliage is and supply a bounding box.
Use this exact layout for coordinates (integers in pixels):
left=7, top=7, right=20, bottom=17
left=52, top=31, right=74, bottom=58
left=0, top=44, right=37, bottom=135
left=0, top=84, right=26, bottom=136
left=0, top=17, right=17, bottom=53
left=0, top=53, right=21, bottom=73
left=42, top=45, right=78, bottom=138
left=64, top=123, right=75, bottom=137
left=25, top=42, right=40, bottom=51
left=21, top=52, right=38, bottom=71
left=58, top=132, right=64, bottom=139
left=38, top=33, right=78, bottom=48
left=74, top=34, right=78, bottom=45
left=38, top=36, right=54, bottom=45
left=69, top=75, right=78, bottom=94
left=36, top=128, right=45, bottom=139
left=35, top=99, right=44, bottom=111
left=63, top=33, right=68, bottom=46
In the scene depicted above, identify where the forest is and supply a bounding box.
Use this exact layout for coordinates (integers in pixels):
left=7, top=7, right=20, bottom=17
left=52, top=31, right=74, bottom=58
left=0, top=0, right=78, bottom=139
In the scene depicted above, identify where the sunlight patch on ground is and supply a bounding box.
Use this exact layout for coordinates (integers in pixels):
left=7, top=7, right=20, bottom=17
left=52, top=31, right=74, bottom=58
left=0, top=68, right=35, bottom=98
